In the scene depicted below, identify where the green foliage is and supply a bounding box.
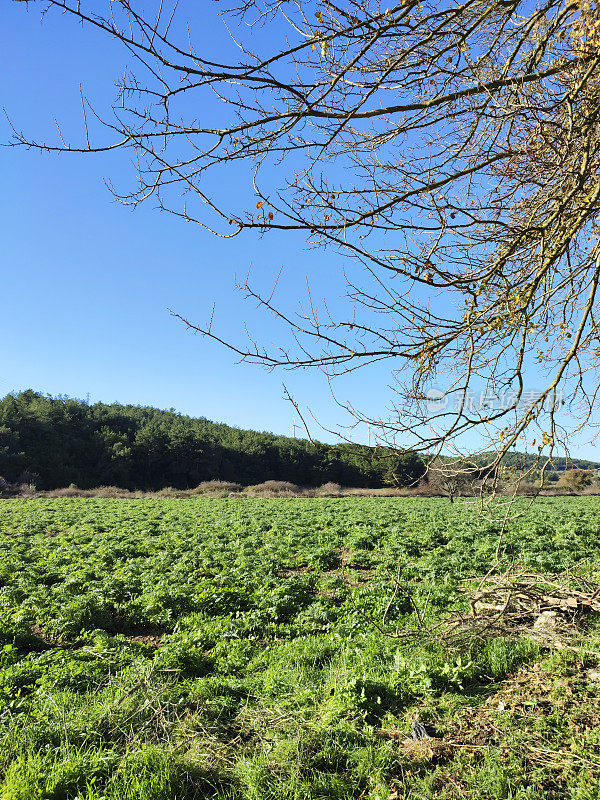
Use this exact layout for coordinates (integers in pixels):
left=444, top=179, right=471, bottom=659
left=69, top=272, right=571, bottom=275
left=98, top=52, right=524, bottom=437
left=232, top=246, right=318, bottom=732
left=0, top=391, right=426, bottom=490
left=0, top=497, right=600, bottom=799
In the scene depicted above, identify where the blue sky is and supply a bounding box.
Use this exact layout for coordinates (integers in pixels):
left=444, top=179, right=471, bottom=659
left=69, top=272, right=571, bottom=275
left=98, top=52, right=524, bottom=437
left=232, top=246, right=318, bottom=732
left=3, top=1, right=366, bottom=442
left=3, top=1, right=600, bottom=460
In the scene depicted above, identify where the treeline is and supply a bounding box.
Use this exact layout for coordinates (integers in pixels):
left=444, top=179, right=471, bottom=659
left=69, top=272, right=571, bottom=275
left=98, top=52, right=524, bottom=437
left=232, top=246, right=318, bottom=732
left=470, top=451, right=600, bottom=475
left=0, top=391, right=425, bottom=490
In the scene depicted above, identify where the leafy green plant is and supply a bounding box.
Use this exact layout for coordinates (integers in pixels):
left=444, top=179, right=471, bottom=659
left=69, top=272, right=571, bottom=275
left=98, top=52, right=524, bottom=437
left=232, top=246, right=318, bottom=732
left=0, top=497, right=600, bottom=799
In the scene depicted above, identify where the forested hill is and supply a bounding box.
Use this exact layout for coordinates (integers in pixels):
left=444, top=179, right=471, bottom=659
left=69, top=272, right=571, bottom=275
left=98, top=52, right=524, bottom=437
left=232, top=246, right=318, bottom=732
left=472, top=451, right=600, bottom=473
left=0, top=391, right=425, bottom=490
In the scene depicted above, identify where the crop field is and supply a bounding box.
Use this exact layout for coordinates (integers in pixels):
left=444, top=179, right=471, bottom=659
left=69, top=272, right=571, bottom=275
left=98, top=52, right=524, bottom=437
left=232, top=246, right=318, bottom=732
left=2, top=497, right=600, bottom=799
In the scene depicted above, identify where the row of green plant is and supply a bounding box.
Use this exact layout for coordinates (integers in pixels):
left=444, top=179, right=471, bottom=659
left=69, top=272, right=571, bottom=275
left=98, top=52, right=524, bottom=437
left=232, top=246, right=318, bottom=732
left=2, top=497, right=600, bottom=798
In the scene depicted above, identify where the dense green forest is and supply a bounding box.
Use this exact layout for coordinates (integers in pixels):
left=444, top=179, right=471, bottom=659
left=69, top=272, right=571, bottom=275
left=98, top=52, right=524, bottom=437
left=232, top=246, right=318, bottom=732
left=0, top=391, right=426, bottom=490
left=469, top=451, right=600, bottom=473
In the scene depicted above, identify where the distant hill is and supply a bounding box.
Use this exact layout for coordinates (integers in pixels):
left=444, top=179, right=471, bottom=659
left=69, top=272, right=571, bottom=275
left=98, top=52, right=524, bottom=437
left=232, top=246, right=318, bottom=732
left=473, top=451, right=600, bottom=473
left=0, top=391, right=425, bottom=491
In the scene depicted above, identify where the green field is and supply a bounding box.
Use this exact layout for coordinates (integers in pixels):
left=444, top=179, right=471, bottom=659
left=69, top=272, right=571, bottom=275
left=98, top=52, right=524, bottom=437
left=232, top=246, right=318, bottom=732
left=2, top=497, right=600, bottom=799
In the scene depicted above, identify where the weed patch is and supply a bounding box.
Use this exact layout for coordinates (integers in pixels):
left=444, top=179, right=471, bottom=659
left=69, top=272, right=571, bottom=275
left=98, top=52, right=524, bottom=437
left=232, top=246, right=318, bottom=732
left=1, top=498, right=600, bottom=798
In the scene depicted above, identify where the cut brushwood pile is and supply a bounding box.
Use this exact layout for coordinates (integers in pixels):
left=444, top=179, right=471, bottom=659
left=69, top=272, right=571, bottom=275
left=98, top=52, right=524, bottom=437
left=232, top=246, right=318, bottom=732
left=444, top=571, right=600, bottom=647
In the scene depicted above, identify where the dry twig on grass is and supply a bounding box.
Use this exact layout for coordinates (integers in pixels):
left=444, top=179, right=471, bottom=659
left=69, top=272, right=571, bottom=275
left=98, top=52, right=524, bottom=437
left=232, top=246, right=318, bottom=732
left=443, top=569, right=600, bottom=646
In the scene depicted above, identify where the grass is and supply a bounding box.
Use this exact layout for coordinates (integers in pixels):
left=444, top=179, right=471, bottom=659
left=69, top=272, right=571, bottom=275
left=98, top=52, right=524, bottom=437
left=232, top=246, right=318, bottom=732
left=2, top=497, right=600, bottom=798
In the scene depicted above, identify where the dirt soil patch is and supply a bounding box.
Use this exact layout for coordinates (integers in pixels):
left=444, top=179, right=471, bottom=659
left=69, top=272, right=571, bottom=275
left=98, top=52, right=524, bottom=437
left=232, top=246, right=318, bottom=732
left=381, top=656, right=600, bottom=798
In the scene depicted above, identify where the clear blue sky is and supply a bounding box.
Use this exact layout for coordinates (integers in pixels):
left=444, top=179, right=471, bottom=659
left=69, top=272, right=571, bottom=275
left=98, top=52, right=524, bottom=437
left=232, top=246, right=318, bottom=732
left=3, top=2, right=600, bottom=459
left=3, top=1, right=366, bottom=442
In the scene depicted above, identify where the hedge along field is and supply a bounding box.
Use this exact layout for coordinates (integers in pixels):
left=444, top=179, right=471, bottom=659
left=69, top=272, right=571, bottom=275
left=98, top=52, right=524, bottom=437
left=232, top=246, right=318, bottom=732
left=2, top=497, right=600, bottom=799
